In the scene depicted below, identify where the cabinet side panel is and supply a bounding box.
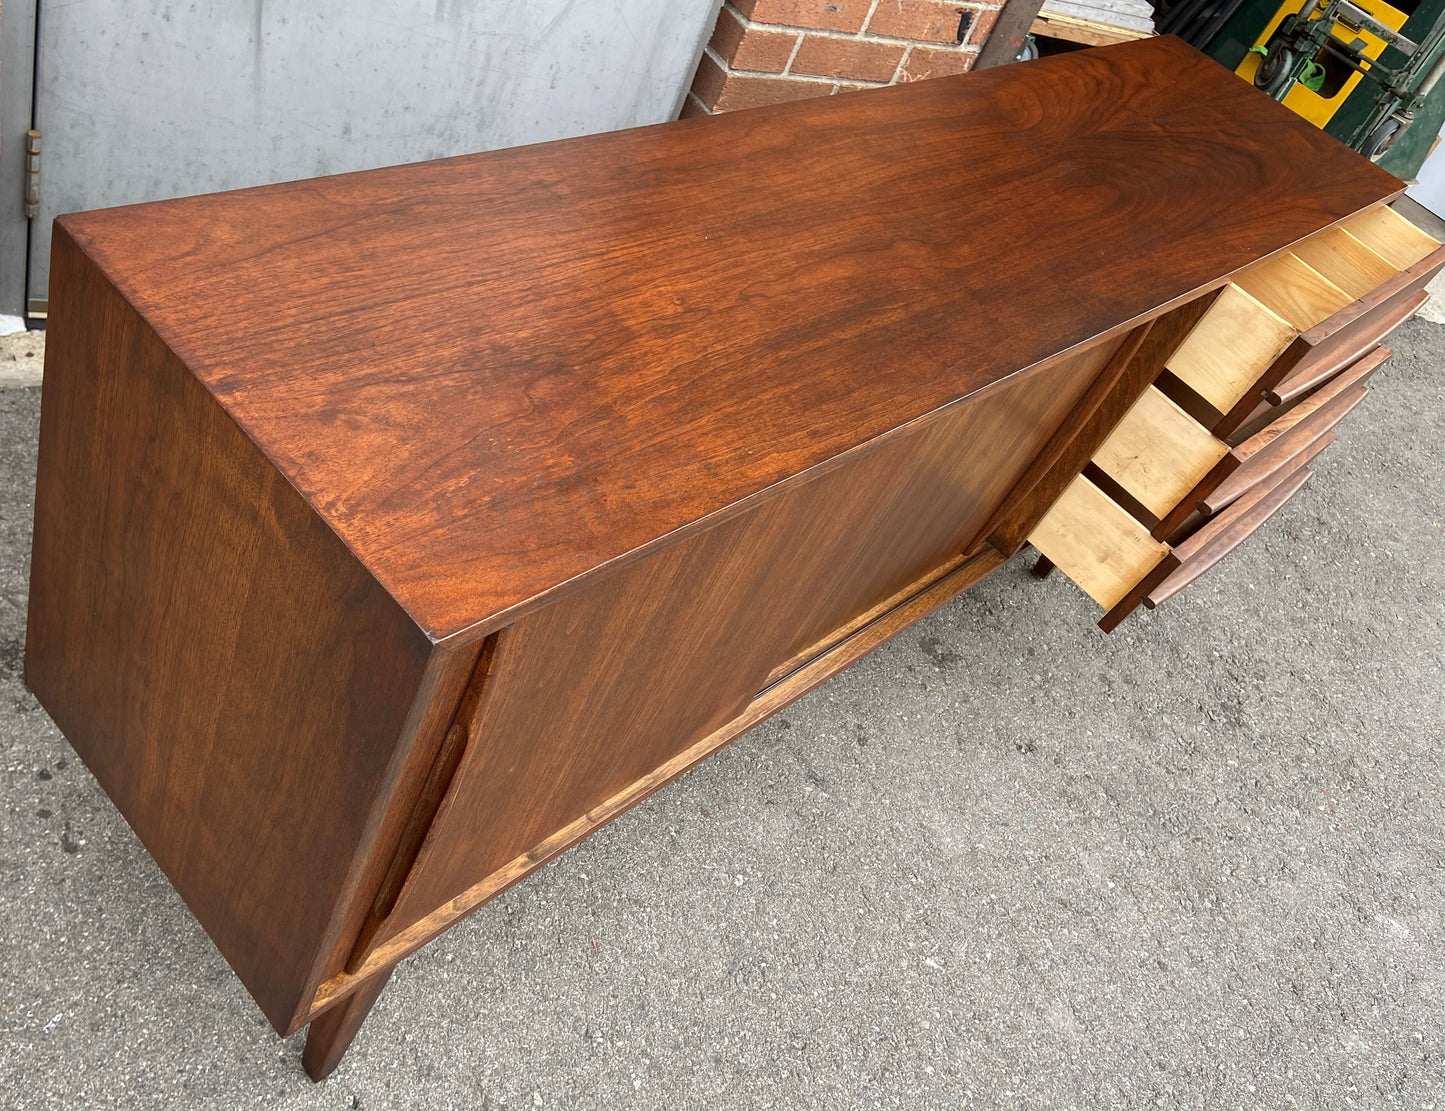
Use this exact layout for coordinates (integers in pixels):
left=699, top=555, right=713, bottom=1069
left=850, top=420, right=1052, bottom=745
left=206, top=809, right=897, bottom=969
left=375, top=336, right=1121, bottom=947
left=23, top=228, right=433, bottom=1032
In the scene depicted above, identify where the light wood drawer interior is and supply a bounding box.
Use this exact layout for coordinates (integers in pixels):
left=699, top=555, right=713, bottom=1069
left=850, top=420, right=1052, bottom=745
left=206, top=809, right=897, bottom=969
left=1288, top=226, right=1399, bottom=300
left=1030, top=203, right=1437, bottom=632
left=1028, top=475, right=1169, bottom=611
left=1233, top=250, right=1353, bottom=331
left=1341, top=203, right=1443, bottom=269
left=1165, top=284, right=1295, bottom=414
left=1091, top=386, right=1229, bottom=520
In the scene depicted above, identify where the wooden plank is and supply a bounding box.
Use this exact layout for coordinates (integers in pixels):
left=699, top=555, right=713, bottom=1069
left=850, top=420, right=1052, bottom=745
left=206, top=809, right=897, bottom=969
left=1166, top=284, right=1297, bottom=414
left=1030, top=11, right=1153, bottom=45
left=1289, top=228, right=1400, bottom=300
left=54, top=37, right=1403, bottom=645
left=976, top=0, right=1051, bottom=66
left=1233, top=251, right=1353, bottom=331
left=1343, top=203, right=1442, bottom=269
left=1028, top=475, right=1171, bottom=610
left=1092, top=386, right=1229, bottom=519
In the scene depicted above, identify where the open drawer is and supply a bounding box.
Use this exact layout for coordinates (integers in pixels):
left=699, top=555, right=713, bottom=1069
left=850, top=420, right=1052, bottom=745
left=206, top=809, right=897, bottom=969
left=1027, top=460, right=1314, bottom=633
left=1023, top=205, right=1431, bottom=633
left=1030, top=342, right=1376, bottom=631
left=1028, top=474, right=1174, bottom=632
left=1158, top=202, right=1442, bottom=439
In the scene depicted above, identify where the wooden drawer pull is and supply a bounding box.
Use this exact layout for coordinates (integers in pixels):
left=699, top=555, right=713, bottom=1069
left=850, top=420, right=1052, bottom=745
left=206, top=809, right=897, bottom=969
left=1267, top=301, right=1411, bottom=407
left=1240, top=346, right=1384, bottom=458
left=1145, top=467, right=1314, bottom=609
left=1201, top=383, right=1365, bottom=515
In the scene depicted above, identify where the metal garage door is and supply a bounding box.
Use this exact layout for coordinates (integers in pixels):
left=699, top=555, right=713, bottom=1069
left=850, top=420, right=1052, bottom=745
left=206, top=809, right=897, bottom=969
left=0, top=0, right=718, bottom=317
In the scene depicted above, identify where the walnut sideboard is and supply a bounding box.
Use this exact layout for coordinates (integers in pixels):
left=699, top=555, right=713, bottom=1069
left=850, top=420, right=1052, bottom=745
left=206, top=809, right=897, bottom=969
left=24, top=36, right=1442, bottom=1078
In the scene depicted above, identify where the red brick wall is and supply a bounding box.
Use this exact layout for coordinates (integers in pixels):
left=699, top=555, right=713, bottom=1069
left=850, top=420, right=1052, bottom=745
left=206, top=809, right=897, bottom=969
left=682, top=0, right=1003, bottom=116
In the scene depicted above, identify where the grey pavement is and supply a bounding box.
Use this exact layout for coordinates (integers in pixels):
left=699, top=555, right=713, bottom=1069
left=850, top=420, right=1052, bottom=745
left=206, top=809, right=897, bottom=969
left=1, top=320, right=1443, bottom=1110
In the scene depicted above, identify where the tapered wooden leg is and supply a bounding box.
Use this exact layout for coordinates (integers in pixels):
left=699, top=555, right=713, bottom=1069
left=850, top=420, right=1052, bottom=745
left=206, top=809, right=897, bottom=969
left=302, top=968, right=394, bottom=1081
left=1031, top=553, right=1056, bottom=579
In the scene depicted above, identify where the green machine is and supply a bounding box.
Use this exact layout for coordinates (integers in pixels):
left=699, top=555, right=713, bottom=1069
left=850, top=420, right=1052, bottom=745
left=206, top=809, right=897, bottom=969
left=1178, top=0, right=1445, bottom=177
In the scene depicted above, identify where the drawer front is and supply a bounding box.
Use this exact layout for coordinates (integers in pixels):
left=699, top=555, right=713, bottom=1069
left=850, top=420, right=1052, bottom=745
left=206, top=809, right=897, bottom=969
left=1263, top=292, right=1421, bottom=409
left=1145, top=465, right=1316, bottom=609
left=1200, top=381, right=1370, bottom=516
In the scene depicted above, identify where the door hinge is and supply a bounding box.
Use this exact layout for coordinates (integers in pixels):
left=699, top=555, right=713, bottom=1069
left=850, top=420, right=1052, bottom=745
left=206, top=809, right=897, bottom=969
left=24, top=130, right=41, bottom=220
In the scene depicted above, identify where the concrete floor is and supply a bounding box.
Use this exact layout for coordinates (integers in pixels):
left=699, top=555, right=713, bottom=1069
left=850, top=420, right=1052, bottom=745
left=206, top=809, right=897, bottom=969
left=1, top=320, right=1443, bottom=1110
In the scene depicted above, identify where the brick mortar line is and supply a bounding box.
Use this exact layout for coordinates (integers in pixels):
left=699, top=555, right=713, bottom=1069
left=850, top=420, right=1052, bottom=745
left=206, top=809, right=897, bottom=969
left=711, top=39, right=983, bottom=78
left=754, top=23, right=997, bottom=45
left=722, top=0, right=1002, bottom=46
left=702, top=1, right=989, bottom=91
left=781, top=27, right=808, bottom=75
left=860, top=0, right=885, bottom=39
left=890, top=43, right=914, bottom=84
left=704, top=43, right=900, bottom=84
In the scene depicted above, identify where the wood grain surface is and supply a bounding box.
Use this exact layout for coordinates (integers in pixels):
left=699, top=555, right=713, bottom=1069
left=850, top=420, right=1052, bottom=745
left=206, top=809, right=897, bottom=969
left=364, top=341, right=1113, bottom=955
left=53, top=36, right=1402, bottom=644
left=25, top=229, right=439, bottom=1033
left=315, top=546, right=1010, bottom=1006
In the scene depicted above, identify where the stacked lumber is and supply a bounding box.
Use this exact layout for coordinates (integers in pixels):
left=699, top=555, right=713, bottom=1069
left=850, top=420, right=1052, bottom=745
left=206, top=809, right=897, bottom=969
left=1033, top=0, right=1156, bottom=45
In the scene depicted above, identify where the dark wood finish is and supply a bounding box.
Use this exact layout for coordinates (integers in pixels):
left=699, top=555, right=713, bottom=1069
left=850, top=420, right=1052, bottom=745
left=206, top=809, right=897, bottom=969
left=345, top=634, right=503, bottom=973
left=54, top=37, right=1399, bottom=645
left=360, top=342, right=1115, bottom=962
left=302, top=969, right=393, bottom=1081
left=1202, top=386, right=1367, bottom=514
left=25, top=229, right=438, bottom=1034
left=24, top=37, right=1411, bottom=1080
left=1031, top=554, right=1057, bottom=580
left=1146, top=468, right=1315, bottom=608
left=1153, top=368, right=1226, bottom=429
left=319, top=545, right=1010, bottom=1004
left=1163, top=433, right=1334, bottom=546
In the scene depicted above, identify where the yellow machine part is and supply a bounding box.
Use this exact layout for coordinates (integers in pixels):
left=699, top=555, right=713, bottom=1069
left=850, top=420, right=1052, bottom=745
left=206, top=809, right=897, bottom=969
left=1236, top=0, right=1408, bottom=126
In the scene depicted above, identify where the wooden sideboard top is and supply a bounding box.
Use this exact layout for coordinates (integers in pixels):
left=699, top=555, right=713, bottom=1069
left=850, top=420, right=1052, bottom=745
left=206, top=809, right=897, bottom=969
left=55, top=35, right=1398, bottom=643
